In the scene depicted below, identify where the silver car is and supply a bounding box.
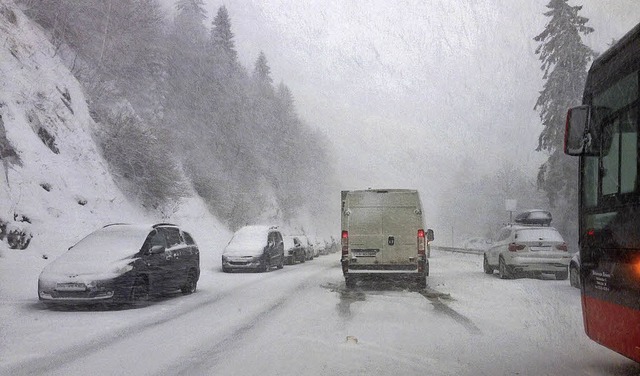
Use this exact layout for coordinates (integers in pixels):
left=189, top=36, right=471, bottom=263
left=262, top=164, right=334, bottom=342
left=483, top=225, right=571, bottom=280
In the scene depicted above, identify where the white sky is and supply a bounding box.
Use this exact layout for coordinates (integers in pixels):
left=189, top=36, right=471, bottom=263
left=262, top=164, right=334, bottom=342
left=159, top=0, right=640, bottom=227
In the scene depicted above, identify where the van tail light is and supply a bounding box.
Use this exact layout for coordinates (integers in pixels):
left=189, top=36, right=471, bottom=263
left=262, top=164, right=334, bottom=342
left=341, top=230, right=349, bottom=256
left=417, top=229, right=425, bottom=256
left=508, top=243, right=526, bottom=252
left=556, top=243, right=568, bottom=252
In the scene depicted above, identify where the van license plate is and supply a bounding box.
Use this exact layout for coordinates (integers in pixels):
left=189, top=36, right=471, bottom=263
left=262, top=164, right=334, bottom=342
left=353, top=249, right=379, bottom=257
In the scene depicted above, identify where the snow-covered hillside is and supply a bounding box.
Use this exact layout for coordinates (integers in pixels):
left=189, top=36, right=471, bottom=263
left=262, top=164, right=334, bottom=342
left=0, top=0, right=230, bottom=300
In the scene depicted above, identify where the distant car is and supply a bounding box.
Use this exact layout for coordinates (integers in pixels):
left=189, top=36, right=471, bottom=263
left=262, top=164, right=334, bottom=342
left=222, top=225, right=285, bottom=272
left=315, top=240, right=327, bottom=256
left=298, top=235, right=314, bottom=260
left=38, top=223, right=200, bottom=306
left=328, top=237, right=339, bottom=254
left=569, top=252, right=580, bottom=288
left=284, top=235, right=305, bottom=265
left=311, top=239, right=320, bottom=258
left=483, top=210, right=571, bottom=280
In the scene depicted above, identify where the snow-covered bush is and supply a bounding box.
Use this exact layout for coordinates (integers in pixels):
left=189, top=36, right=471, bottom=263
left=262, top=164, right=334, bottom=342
left=5, top=221, right=32, bottom=250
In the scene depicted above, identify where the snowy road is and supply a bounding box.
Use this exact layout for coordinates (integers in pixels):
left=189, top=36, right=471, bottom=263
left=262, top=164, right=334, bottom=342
left=2, top=250, right=639, bottom=376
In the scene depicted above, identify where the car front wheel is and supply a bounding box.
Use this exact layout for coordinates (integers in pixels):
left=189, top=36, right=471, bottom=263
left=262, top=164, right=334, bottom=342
left=130, top=276, right=149, bottom=303
left=261, top=256, right=270, bottom=272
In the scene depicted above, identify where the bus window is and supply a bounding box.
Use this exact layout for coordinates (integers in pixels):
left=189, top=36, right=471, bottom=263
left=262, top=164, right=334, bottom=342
left=600, top=110, right=638, bottom=196
left=620, top=111, right=638, bottom=193
left=601, top=118, right=620, bottom=196
left=583, top=156, right=598, bottom=207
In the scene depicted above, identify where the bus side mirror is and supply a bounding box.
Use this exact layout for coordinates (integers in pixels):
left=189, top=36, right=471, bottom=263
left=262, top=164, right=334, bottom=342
left=426, top=229, right=434, bottom=242
left=565, top=105, right=597, bottom=156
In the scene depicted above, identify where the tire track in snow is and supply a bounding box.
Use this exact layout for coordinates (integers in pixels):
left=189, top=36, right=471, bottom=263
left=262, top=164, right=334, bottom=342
left=1, top=264, right=329, bottom=376
left=158, top=268, right=332, bottom=376
left=418, top=287, right=481, bottom=335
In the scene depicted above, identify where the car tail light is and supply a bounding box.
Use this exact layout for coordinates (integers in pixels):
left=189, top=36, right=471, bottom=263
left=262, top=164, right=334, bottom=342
left=556, top=243, right=568, bottom=252
left=417, top=229, right=425, bottom=256
left=341, top=230, right=349, bottom=256
left=508, top=243, right=526, bottom=252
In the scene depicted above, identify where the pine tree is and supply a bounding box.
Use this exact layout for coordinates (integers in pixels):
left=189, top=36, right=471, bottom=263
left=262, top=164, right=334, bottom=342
left=210, top=6, right=238, bottom=64
left=533, top=0, right=595, bottom=245
left=534, top=0, right=594, bottom=153
left=253, top=51, right=273, bottom=86
left=173, top=0, right=207, bottom=47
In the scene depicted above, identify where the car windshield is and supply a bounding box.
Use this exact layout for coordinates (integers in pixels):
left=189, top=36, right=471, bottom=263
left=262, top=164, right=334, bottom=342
left=228, top=227, right=268, bottom=247
left=68, top=226, right=148, bottom=256
left=2, top=1, right=640, bottom=375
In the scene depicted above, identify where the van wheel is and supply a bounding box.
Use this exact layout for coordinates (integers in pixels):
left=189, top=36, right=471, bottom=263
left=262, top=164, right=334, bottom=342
left=345, top=276, right=356, bottom=288
left=299, top=253, right=306, bottom=263
left=417, top=275, right=427, bottom=289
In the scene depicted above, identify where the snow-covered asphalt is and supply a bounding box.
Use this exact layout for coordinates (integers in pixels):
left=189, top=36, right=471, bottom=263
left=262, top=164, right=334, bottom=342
left=1, top=250, right=638, bottom=376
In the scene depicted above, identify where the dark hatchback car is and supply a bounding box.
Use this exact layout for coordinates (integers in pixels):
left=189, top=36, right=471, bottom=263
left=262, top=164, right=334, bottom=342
left=38, top=223, right=200, bottom=306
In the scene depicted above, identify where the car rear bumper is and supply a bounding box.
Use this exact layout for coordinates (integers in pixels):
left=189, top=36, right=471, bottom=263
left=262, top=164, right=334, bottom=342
left=507, top=257, right=570, bottom=273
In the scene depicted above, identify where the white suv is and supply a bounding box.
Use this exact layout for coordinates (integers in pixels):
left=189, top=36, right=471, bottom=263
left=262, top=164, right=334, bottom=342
left=483, top=211, right=571, bottom=280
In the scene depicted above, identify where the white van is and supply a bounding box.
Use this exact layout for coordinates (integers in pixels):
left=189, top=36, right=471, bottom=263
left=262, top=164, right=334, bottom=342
left=340, top=189, right=434, bottom=288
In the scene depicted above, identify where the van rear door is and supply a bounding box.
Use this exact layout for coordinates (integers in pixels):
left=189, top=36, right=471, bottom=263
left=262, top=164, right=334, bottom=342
left=379, top=206, right=419, bottom=264
left=348, top=206, right=384, bottom=262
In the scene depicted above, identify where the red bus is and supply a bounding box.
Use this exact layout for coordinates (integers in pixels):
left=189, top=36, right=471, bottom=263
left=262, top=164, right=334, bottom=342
left=565, top=22, right=640, bottom=362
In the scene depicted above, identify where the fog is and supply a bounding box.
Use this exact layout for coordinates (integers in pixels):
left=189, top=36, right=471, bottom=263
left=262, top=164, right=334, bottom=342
left=164, top=0, right=639, bottom=241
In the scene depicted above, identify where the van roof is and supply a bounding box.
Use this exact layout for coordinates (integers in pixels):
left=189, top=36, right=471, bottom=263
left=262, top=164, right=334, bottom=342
left=348, top=188, right=418, bottom=194
left=345, top=189, right=421, bottom=208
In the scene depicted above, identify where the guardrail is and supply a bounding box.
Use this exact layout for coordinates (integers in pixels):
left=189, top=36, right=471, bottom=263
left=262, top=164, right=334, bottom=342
left=431, top=245, right=484, bottom=255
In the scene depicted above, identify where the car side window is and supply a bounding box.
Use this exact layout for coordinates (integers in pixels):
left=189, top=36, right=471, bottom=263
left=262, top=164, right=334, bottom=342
left=143, top=230, right=166, bottom=253
left=182, top=231, right=196, bottom=246
left=163, top=227, right=183, bottom=248
left=293, top=237, right=300, bottom=247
